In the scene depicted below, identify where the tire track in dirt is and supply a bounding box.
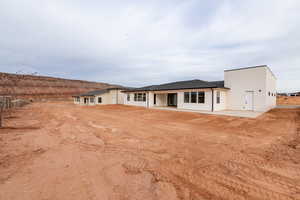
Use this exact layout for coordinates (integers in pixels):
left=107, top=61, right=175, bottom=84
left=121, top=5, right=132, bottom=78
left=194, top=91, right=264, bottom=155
left=74, top=153, right=98, bottom=200
left=198, top=166, right=296, bottom=200
left=222, top=161, right=300, bottom=194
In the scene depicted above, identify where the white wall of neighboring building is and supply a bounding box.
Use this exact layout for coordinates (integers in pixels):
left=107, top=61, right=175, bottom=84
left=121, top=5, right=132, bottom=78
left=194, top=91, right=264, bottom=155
left=224, top=66, right=276, bottom=112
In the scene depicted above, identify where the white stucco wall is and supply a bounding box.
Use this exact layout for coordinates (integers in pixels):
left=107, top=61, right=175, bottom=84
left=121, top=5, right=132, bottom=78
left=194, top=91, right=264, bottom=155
left=124, top=92, right=148, bottom=107
left=265, top=69, right=277, bottom=109
left=224, top=66, right=276, bottom=112
left=117, top=90, right=125, bottom=104
left=124, top=89, right=227, bottom=112
left=213, top=90, right=227, bottom=111
left=177, top=90, right=213, bottom=111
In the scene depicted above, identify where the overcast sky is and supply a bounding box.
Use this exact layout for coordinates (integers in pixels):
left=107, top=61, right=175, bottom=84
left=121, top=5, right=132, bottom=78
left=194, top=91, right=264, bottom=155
left=0, top=0, right=299, bottom=92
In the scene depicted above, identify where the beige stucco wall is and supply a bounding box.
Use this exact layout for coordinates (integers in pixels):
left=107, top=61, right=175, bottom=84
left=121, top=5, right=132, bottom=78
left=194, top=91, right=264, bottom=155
left=74, top=96, right=97, bottom=106
left=224, top=66, right=276, bottom=112
left=74, top=89, right=125, bottom=106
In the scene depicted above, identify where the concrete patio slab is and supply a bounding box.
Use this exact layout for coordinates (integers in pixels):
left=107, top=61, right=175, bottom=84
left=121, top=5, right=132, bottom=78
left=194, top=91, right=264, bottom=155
left=276, top=105, right=300, bottom=109
left=152, top=107, right=264, bottom=118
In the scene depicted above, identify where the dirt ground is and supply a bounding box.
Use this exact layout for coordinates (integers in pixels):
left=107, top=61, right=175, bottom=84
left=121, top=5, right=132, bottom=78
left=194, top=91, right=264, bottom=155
left=0, top=102, right=299, bottom=200
left=277, top=96, right=300, bottom=105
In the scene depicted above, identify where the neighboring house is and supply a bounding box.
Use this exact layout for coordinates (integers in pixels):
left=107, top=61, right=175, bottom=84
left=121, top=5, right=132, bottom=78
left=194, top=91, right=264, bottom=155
left=123, top=65, right=276, bottom=112
left=73, top=87, right=125, bottom=105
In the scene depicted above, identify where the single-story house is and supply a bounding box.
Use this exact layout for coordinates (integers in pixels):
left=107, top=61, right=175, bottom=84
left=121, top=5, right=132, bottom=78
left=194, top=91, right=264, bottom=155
left=73, top=87, right=126, bottom=105
left=122, top=65, right=276, bottom=112
left=74, top=65, right=277, bottom=112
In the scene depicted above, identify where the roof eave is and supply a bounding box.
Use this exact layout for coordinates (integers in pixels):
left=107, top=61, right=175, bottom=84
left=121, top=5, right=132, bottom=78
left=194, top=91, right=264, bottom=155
left=122, top=86, right=230, bottom=92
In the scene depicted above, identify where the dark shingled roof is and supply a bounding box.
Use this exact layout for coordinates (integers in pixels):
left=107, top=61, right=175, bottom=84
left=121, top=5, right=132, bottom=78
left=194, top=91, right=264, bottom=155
left=124, top=79, right=228, bottom=92
left=78, top=89, right=108, bottom=97
left=75, top=86, right=130, bottom=97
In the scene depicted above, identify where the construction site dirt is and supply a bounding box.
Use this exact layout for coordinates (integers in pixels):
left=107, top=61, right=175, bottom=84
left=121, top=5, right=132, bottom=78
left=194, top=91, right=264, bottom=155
left=0, top=102, right=299, bottom=200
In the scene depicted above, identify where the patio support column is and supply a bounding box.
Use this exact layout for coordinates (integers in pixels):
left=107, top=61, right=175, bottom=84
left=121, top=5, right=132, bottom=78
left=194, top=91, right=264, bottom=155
left=211, top=88, right=214, bottom=112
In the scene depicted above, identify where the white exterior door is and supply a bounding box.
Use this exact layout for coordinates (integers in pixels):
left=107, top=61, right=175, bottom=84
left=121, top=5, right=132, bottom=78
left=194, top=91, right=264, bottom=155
left=244, top=91, right=254, bottom=110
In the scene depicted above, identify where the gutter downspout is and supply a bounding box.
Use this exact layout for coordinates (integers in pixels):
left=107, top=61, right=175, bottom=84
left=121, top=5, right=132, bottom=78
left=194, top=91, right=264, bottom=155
left=211, top=88, right=214, bottom=112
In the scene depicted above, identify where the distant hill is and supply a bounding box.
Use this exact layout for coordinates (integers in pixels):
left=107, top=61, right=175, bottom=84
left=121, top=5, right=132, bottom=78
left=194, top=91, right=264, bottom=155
left=0, top=72, right=118, bottom=100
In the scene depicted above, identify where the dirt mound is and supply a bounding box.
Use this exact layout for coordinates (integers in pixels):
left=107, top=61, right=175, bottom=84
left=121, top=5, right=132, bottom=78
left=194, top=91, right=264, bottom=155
left=0, top=72, right=117, bottom=100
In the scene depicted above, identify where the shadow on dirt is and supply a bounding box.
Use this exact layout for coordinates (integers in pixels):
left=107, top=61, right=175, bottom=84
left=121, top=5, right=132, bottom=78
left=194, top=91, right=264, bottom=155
left=0, top=126, right=40, bottom=131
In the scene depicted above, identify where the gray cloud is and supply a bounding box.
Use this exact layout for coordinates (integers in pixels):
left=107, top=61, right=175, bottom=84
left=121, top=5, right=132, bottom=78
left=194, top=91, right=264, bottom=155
left=0, top=0, right=299, bottom=92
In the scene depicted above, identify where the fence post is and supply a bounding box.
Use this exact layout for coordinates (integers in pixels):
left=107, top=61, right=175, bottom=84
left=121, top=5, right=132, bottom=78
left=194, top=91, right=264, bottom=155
left=0, top=101, right=3, bottom=128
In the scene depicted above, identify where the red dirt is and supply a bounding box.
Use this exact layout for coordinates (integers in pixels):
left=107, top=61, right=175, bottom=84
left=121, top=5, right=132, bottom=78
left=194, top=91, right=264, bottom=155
left=0, top=102, right=299, bottom=200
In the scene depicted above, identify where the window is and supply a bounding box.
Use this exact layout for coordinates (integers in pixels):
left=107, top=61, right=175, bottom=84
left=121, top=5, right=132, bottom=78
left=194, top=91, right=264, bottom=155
left=127, top=94, right=130, bottom=101
left=90, top=97, right=95, bottom=103
left=134, top=93, right=146, bottom=102
left=138, top=93, right=142, bottom=101
left=216, top=91, right=221, bottom=104
left=98, top=97, right=102, bottom=103
left=184, top=92, right=190, bottom=103
left=191, top=92, right=197, bottom=103
left=198, top=92, right=205, bottom=103
left=268, top=92, right=271, bottom=96
left=134, top=93, right=137, bottom=101
left=75, top=97, right=80, bottom=102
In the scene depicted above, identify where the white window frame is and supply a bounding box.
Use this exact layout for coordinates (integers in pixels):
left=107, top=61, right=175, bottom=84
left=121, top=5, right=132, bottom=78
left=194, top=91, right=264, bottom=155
left=184, top=92, right=190, bottom=103
left=134, top=93, right=146, bottom=102
left=198, top=92, right=205, bottom=104
left=216, top=91, right=221, bottom=104
left=90, top=97, right=95, bottom=103
left=127, top=94, right=130, bottom=101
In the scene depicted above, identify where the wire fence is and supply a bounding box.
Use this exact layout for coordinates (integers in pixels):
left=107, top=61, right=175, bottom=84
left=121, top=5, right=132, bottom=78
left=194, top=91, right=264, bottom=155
left=0, top=96, right=29, bottom=110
